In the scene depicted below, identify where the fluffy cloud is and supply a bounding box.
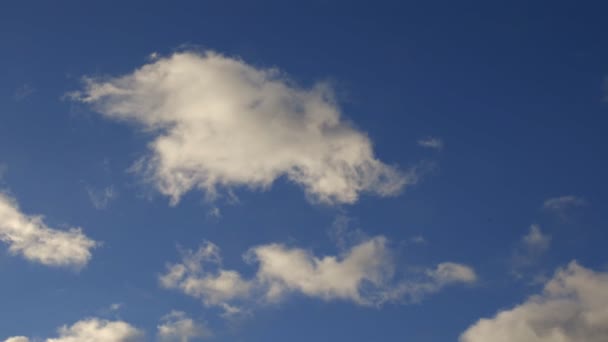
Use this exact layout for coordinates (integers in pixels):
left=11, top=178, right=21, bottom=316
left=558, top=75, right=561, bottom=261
left=158, top=311, right=210, bottom=341
left=160, top=237, right=476, bottom=314
left=0, top=193, right=97, bottom=269
left=460, top=262, right=608, bottom=342
left=70, top=51, right=412, bottom=205
left=250, top=237, right=394, bottom=304
left=4, top=318, right=143, bottom=342
left=417, top=137, right=443, bottom=150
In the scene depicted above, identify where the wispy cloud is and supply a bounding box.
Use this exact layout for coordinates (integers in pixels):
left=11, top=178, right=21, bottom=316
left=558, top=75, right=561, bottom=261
left=543, top=195, right=586, bottom=211
left=510, top=225, right=551, bottom=279
left=543, top=195, right=586, bottom=221
left=13, top=84, right=35, bottom=101
left=86, top=185, right=117, bottom=210
left=417, top=137, right=444, bottom=150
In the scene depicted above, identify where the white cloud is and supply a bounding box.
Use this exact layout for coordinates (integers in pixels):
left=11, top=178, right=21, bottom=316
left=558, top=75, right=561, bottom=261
left=0, top=193, right=97, bottom=269
left=70, top=51, right=412, bottom=205
left=86, top=185, right=117, bottom=210
left=160, top=237, right=476, bottom=314
left=250, top=237, right=394, bottom=304
left=5, top=318, right=143, bottom=342
left=4, top=337, right=29, bottom=342
left=429, top=262, right=478, bottom=284
left=417, top=137, right=443, bottom=150
left=157, top=311, right=210, bottom=342
left=159, top=242, right=252, bottom=311
left=460, top=261, right=608, bottom=342
left=543, top=195, right=586, bottom=211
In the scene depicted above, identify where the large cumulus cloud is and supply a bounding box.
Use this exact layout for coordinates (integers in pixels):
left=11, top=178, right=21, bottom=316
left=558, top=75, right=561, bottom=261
left=71, top=51, right=412, bottom=205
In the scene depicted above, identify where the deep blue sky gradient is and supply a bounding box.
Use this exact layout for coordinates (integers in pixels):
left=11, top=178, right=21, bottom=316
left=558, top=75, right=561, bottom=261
left=1, top=1, right=607, bottom=340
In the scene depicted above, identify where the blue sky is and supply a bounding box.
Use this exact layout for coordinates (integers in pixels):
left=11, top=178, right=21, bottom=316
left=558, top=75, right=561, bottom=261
left=1, top=1, right=608, bottom=341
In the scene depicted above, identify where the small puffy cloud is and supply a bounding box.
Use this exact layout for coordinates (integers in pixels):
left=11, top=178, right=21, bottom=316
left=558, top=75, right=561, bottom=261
left=157, top=311, right=210, bottom=341
left=160, top=237, right=476, bottom=314
left=70, top=51, right=411, bottom=205
left=543, top=195, right=586, bottom=212
left=86, top=185, right=117, bottom=210
left=511, top=225, right=551, bottom=278
left=5, top=318, right=143, bottom=342
left=460, top=261, right=608, bottom=342
left=417, top=137, right=443, bottom=150
left=429, top=262, right=477, bottom=284
left=0, top=193, right=97, bottom=269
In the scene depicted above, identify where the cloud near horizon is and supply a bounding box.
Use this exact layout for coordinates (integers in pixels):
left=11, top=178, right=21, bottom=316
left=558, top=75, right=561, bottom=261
left=70, top=51, right=413, bottom=205
left=159, top=237, right=476, bottom=315
left=0, top=193, right=97, bottom=269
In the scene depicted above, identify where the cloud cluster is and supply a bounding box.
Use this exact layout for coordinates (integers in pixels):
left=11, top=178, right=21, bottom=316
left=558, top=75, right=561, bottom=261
left=0, top=193, right=97, bottom=269
left=71, top=51, right=411, bottom=205
left=4, top=318, right=143, bottom=342
left=160, top=238, right=476, bottom=314
left=460, top=262, right=608, bottom=342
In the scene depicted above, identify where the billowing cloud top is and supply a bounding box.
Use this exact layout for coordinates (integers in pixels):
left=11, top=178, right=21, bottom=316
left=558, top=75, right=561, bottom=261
left=71, top=51, right=411, bottom=204
left=460, top=262, right=608, bottom=342
left=0, top=193, right=97, bottom=269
